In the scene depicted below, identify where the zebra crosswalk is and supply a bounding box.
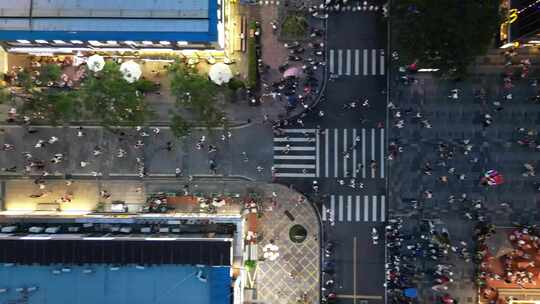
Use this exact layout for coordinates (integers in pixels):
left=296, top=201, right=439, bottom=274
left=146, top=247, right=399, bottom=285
left=322, top=195, right=386, bottom=223
left=329, top=48, right=385, bottom=76
left=273, top=129, right=318, bottom=178
left=272, top=128, right=385, bottom=178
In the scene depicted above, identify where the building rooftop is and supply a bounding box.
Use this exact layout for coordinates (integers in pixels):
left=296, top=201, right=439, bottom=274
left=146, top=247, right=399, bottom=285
left=0, top=238, right=231, bottom=266
left=0, top=0, right=218, bottom=42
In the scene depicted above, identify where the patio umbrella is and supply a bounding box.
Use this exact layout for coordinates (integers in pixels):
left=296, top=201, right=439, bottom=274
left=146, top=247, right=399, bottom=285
left=87, top=54, right=105, bottom=72
left=208, top=62, right=232, bottom=85
left=283, top=67, right=302, bottom=78
left=119, top=60, right=142, bottom=83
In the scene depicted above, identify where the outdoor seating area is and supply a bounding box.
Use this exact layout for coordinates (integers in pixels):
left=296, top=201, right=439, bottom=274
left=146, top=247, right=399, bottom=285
left=144, top=192, right=242, bottom=215
left=479, top=227, right=540, bottom=303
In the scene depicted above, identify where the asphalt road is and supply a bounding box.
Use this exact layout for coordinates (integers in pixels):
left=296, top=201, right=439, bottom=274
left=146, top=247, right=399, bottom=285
left=274, top=8, right=388, bottom=304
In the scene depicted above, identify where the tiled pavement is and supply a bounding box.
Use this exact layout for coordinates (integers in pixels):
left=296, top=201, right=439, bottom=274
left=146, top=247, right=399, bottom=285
left=255, top=184, right=320, bottom=304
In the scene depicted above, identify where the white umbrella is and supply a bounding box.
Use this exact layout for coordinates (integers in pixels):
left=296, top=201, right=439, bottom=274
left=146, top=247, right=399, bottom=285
left=87, top=54, right=105, bottom=72
left=208, top=62, right=232, bottom=85
left=119, top=60, right=142, bottom=83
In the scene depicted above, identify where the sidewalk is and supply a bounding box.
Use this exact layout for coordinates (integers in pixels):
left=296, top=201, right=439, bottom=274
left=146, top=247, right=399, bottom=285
left=244, top=0, right=327, bottom=121
left=1, top=49, right=318, bottom=127
left=252, top=183, right=321, bottom=304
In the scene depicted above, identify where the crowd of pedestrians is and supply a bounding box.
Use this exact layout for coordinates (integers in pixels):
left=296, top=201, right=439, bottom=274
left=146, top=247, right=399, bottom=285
left=386, top=44, right=540, bottom=304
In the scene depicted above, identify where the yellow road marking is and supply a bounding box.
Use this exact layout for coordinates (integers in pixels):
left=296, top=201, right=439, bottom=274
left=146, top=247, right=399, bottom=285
left=353, top=237, right=357, bottom=304
left=337, top=294, right=384, bottom=300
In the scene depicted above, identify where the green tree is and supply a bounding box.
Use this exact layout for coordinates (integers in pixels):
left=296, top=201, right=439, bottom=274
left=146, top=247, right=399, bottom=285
left=38, top=64, right=62, bottom=84
left=170, top=114, right=192, bottom=138
left=281, top=15, right=308, bottom=39
left=168, top=61, right=226, bottom=128
left=392, top=0, right=501, bottom=77
left=79, top=61, right=154, bottom=126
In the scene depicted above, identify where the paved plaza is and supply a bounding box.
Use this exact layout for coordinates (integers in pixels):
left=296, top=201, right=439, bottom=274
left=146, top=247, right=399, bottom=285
left=0, top=124, right=275, bottom=181
left=388, top=49, right=540, bottom=303
left=254, top=184, right=321, bottom=304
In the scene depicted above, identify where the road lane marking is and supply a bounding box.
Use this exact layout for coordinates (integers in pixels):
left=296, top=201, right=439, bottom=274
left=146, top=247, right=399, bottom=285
left=352, top=128, right=357, bottom=178
left=355, top=196, right=360, bottom=221
left=322, top=203, right=327, bottom=221
left=343, top=128, right=348, bottom=177
left=325, top=129, right=329, bottom=178
left=380, top=128, right=385, bottom=178
left=316, top=130, right=320, bottom=177
left=273, top=164, right=316, bottom=168
left=338, top=195, right=344, bottom=221
left=273, top=137, right=313, bottom=142
left=361, top=128, right=366, bottom=178
left=354, top=49, right=360, bottom=75
left=274, top=173, right=316, bottom=178
left=372, top=195, right=377, bottom=222
left=381, top=195, right=386, bottom=222
left=380, top=49, right=385, bottom=75
left=337, top=295, right=383, bottom=300
left=338, top=49, right=343, bottom=75
left=347, top=195, right=352, bottom=222
left=346, top=49, right=351, bottom=75
left=282, top=128, right=316, bottom=133
left=274, top=146, right=315, bottom=151
left=334, top=128, right=338, bottom=178
left=329, top=49, right=335, bottom=74
left=353, top=237, right=357, bottom=304
left=330, top=195, right=335, bottom=223
left=371, top=49, right=377, bottom=75
left=363, top=195, right=369, bottom=222
left=362, top=49, right=368, bottom=75
left=274, top=155, right=315, bottom=160
left=371, top=128, right=375, bottom=178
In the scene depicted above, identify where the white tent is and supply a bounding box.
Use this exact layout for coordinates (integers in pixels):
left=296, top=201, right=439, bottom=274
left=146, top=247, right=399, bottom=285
left=87, top=54, right=105, bottom=72
left=119, top=60, right=142, bottom=83
left=208, top=62, right=232, bottom=85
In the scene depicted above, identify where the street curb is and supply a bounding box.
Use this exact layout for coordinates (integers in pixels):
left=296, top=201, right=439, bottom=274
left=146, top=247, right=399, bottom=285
left=0, top=121, right=252, bottom=130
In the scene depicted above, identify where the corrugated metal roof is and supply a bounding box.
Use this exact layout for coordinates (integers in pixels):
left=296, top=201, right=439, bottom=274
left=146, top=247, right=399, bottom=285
left=0, top=0, right=208, bottom=18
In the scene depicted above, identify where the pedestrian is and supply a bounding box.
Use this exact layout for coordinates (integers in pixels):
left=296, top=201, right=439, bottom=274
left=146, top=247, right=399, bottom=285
left=48, top=136, right=59, bottom=144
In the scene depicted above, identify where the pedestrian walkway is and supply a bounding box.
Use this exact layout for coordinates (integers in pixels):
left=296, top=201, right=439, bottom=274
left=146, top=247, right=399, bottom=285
left=273, top=128, right=318, bottom=178
left=329, top=48, right=385, bottom=76
left=319, top=128, right=385, bottom=179
left=322, top=194, right=386, bottom=223
left=272, top=128, right=385, bottom=179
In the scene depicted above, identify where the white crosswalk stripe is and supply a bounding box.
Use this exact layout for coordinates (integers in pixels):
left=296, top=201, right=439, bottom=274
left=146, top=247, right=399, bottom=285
left=274, top=128, right=385, bottom=179
left=322, top=195, right=386, bottom=223
left=273, top=129, right=318, bottom=178
left=320, top=128, right=385, bottom=179
left=329, top=48, right=385, bottom=76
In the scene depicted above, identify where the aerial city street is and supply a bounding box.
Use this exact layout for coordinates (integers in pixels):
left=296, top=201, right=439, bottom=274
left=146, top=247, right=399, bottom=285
left=0, top=0, right=538, bottom=303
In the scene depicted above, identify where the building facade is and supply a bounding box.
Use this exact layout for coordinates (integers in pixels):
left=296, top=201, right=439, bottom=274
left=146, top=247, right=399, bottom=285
left=501, top=0, right=540, bottom=47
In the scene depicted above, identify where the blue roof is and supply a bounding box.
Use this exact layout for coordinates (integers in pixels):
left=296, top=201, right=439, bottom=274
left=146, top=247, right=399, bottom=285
left=0, top=265, right=231, bottom=304
left=0, top=0, right=218, bottom=42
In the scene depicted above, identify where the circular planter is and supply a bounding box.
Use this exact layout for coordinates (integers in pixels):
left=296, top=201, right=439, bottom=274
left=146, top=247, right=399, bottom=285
left=289, top=224, right=307, bottom=243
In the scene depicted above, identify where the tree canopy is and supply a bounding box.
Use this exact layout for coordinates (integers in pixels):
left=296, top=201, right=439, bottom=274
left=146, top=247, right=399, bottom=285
left=392, top=0, right=501, bottom=77
left=168, top=61, right=227, bottom=129
left=78, top=61, right=154, bottom=126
